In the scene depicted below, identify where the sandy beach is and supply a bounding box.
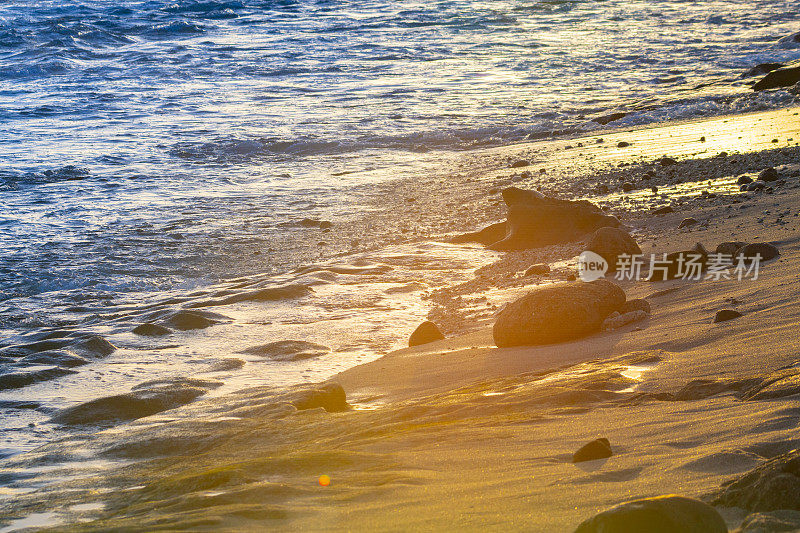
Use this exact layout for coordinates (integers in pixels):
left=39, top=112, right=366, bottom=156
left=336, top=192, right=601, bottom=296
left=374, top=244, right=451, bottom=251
left=1, top=106, right=800, bottom=531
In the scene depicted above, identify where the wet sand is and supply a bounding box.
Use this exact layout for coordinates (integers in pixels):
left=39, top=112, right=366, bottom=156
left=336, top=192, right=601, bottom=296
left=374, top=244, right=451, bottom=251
left=2, top=106, right=800, bottom=531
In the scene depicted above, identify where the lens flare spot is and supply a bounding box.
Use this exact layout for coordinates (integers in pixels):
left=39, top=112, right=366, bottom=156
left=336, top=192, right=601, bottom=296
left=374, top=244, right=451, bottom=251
left=318, top=475, right=331, bottom=487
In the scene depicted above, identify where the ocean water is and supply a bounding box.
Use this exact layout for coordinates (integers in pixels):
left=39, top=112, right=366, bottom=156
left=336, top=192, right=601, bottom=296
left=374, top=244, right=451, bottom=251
left=1, top=0, right=800, bottom=455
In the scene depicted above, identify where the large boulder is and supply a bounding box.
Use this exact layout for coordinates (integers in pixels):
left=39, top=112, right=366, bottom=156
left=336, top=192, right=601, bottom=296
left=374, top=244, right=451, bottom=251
left=713, top=449, right=800, bottom=511
left=753, top=66, right=800, bottom=91
left=462, top=188, right=620, bottom=251
left=574, top=495, right=727, bottom=533
left=493, top=279, right=625, bottom=347
left=585, top=227, right=642, bottom=273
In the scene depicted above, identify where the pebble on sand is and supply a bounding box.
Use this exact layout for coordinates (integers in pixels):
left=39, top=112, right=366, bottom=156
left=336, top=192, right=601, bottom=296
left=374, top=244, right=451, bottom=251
left=714, top=309, right=742, bottom=323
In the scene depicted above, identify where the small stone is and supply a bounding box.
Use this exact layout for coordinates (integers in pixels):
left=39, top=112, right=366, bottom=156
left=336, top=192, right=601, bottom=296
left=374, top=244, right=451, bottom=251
left=621, top=182, right=634, bottom=192
left=617, top=141, right=630, bottom=148
left=759, top=167, right=779, bottom=182
left=510, top=160, right=529, bottom=168
left=653, top=205, right=674, bottom=215
left=409, top=321, right=445, bottom=347
left=714, top=309, right=742, bottom=323
left=572, top=438, right=612, bottom=463
left=678, top=217, right=698, bottom=229
left=738, top=176, right=753, bottom=185
left=524, top=263, right=550, bottom=276
left=660, top=156, right=677, bottom=166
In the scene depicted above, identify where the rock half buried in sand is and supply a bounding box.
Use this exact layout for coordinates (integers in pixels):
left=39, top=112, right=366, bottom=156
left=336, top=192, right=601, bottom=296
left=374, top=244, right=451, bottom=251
left=585, top=227, right=642, bottom=273
left=716, top=241, right=749, bottom=256
left=488, top=187, right=620, bottom=251
left=162, top=310, right=223, bottom=331
left=714, top=309, right=742, bottom=323
left=712, top=449, right=800, bottom=512
left=50, top=378, right=222, bottom=426
left=622, top=299, right=651, bottom=315
left=240, top=340, right=330, bottom=361
left=524, top=263, right=551, bottom=276
left=409, top=321, right=445, bottom=347
left=678, top=217, right=698, bottom=229
left=736, top=243, right=779, bottom=261
left=0, top=367, right=78, bottom=391
left=493, top=280, right=626, bottom=347
left=752, top=66, right=800, bottom=91
left=574, top=495, right=727, bottom=533
left=603, top=310, right=649, bottom=331
left=132, top=323, right=172, bottom=337
left=572, top=438, right=612, bottom=463
left=293, top=383, right=349, bottom=412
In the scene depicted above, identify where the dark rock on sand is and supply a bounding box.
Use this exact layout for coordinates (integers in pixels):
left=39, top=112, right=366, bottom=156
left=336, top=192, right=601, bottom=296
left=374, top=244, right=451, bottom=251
left=737, top=176, right=753, bottom=185
left=747, top=180, right=766, bottom=192
left=660, top=156, right=678, bottom=166
left=573, top=438, right=612, bottom=463
left=488, top=188, right=621, bottom=251
left=240, top=340, right=330, bottom=361
left=714, top=309, right=743, bottom=323
left=525, top=263, right=551, bottom=276
left=713, top=449, right=800, bottom=511
left=585, top=227, right=642, bottom=273
left=451, top=221, right=507, bottom=246
left=759, top=167, right=779, bottom=182
left=163, top=310, right=220, bottom=330
left=716, top=241, right=749, bottom=256
left=575, top=495, right=727, bottom=533
left=753, top=66, right=800, bottom=91
left=133, top=323, right=172, bottom=337
left=737, top=243, right=779, bottom=261
left=653, top=205, right=674, bottom=215
left=293, top=383, right=348, bottom=412
left=50, top=378, right=222, bottom=426
left=679, top=217, right=699, bottom=229
left=617, top=141, right=630, bottom=148
left=299, top=218, right=332, bottom=228
left=621, top=182, right=635, bottom=192
left=510, top=160, right=530, bottom=168
left=19, top=351, right=88, bottom=368
left=743, top=63, right=785, bottom=78
left=409, top=321, right=445, bottom=347
left=0, top=367, right=78, bottom=391
left=493, top=279, right=625, bottom=347
left=593, top=112, right=627, bottom=125
left=648, top=243, right=709, bottom=282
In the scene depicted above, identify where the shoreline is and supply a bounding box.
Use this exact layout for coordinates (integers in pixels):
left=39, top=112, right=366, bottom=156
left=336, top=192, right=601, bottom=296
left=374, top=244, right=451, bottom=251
left=2, top=106, right=800, bottom=531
